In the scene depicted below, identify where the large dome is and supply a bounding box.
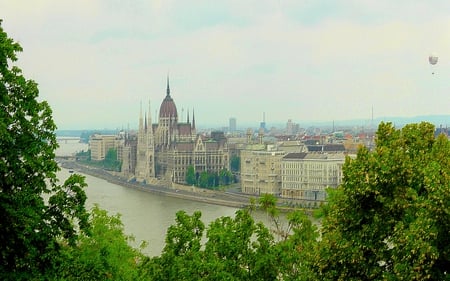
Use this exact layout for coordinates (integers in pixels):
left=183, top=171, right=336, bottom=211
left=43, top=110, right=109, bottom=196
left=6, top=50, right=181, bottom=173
left=159, top=94, right=178, bottom=119
left=159, top=77, right=178, bottom=119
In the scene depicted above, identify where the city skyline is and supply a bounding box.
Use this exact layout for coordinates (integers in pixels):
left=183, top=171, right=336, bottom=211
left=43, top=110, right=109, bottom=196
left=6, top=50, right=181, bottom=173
left=2, top=1, right=450, bottom=130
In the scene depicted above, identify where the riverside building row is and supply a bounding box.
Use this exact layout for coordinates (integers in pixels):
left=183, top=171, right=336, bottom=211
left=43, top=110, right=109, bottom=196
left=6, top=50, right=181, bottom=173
left=238, top=132, right=348, bottom=201
left=89, top=77, right=352, bottom=202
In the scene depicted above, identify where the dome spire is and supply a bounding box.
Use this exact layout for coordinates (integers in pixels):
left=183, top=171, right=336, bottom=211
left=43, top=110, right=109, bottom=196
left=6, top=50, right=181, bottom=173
left=166, top=75, right=170, bottom=97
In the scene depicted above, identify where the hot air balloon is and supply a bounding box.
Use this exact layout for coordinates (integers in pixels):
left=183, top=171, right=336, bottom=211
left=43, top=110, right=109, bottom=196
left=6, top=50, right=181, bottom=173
left=429, top=54, right=438, bottom=74
left=429, top=54, right=438, bottom=65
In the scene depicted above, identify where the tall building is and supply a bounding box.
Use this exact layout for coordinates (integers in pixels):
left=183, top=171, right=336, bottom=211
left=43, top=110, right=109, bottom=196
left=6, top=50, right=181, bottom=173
left=122, top=77, right=229, bottom=185
left=259, top=112, right=266, bottom=132
left=286, top=119, right=294, bottom=135
left=286, top=119, right=300, bottom=135
left=229, top=117, right=236, bottom=133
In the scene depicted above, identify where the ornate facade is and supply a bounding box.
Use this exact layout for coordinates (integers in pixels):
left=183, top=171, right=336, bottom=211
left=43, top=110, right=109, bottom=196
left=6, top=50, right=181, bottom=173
left=123, top=77, right=229, bottom=185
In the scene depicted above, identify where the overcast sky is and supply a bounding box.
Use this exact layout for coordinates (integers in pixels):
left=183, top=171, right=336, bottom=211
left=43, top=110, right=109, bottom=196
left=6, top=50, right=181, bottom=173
left=1, top=1, right=449, bottom=130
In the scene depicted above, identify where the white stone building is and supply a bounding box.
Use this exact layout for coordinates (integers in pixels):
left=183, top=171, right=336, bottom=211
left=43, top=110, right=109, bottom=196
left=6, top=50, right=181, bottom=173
left=281, top=152, right=345, bottom=201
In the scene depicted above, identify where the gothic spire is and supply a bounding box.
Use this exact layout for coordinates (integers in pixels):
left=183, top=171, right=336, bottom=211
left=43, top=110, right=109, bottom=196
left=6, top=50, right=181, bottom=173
left=139, top=101, right=143, bottom=132
left=147, top=100, right=153, bottom=134
left=144, top=111, right=147, bottom=130
left=187, top=109, right=190, bottom=123
left=192, top=108, right=196, bottom=129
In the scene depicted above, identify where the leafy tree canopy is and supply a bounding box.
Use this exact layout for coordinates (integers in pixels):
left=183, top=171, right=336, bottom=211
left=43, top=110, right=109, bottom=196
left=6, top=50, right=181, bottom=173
left=143, top=195, right=319, bottom=280
left=185, top=165, right=196, bottom=185
left=315, top=122, right=450, bottom=280
left=55, top=205, right=146, bottom=280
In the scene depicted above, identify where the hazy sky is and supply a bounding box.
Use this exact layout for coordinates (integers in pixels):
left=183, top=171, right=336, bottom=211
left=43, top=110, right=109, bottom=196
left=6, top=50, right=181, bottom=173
left=1, top=1, right=449, bottom=130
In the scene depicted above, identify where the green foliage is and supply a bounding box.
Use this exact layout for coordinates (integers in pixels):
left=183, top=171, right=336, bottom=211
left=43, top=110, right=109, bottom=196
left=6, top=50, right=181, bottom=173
left=0, top=20, right=89, bottom=279
left=185, top=165, right=196, bottom=185
left=144, top=210, right=205, bottom=280
left=258, top=194, right=319, bottom=280
left=230, top=155, right=240, bottom=172
left=198, top=171, right=209, bottom=188
left=315, top=122, right=450, bottom=280
left=143, top=197, right=320, bottom=280
left=55, top=205, right=146, bottom=280
left=75, top=149, right=91, bottom=161
left=219, top=168, right=233, bottom=185
left=195, top=169, right=233, bottom=189
left=78, top=148, right=121, bottom=171
left=203, top=209, right=279, bottom=280
left=207, top=171, right=219, bottom=188
left=103, top=148, right=121, bottom=171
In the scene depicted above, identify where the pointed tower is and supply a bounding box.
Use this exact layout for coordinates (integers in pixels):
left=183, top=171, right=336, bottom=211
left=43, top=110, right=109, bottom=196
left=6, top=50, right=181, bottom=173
left=144, top=112, right=147, bottom=131
left=147, top=101, right=153, bottom=135
left=145, top=100, right=155, bottom=178
left=156, top=75, right=178, bottom=148
left=136, top=101, right=149, bottom=182
left=139, top=101, right=144, bottom=132
left=191, top=108, right=196, bottom=137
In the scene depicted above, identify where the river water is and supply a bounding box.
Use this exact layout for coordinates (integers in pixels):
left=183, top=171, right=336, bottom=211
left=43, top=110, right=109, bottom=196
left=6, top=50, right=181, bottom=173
left=55, top=139, right=250, bottom=256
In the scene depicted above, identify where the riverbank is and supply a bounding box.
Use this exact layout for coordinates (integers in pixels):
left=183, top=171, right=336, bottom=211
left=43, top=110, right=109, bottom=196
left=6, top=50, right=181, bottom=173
left=58, top=159, right=314, bottom=214
left=59, top=159, right=255, bottom=209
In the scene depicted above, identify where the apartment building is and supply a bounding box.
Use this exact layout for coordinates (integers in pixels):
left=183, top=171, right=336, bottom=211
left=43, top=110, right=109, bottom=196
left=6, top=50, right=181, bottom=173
left=281, top=152, right=345, bottom=201
left=240, top=149, right=286, bottom=195
left=89, top=134, right=123, bottom=161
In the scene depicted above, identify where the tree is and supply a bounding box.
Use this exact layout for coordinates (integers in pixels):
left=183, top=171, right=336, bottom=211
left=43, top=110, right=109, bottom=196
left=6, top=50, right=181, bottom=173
left=75, top=149, right=91, bottom=161
left=203, top=208, right=279, bottom=280
left=144, top=211, right=205, bottom=280
left=103, top=147, right=121, bottom=171
left=314, top=122, right=450, bottom=280
left=0, top=20, right=89, bottom=278
left=56, top=205, right=146, bottom=280
left=258, top=194, right=318, bottom=280
left=185, top=165, right=196, bottom=185
left=143, top=197, right=319, bottom=280
left=198, top=171, right=209, bottom=188
left=230, top=155, right=240, bottom=172
left=207, top=171, right=219, bottom=189
left=219, top=168, right=232, bottom=185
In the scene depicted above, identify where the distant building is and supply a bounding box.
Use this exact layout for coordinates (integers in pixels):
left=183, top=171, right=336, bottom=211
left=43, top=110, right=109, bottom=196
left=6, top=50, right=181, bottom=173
left=281, top=152, right=345, bottom=201
left=286, top=119, right=299, bottom=135
left=240, top=149, right=285, bottom=196
left=305, top=143, right=346, bottom=153
left=89, top=134, right=123, bottom=161
left=260, top=112, right=267, bottom=132
left=277, top=140, right=307, bottom=153
left=239, top=127, right=348, bottom=199
left=229, top=117, right=237, bottom=133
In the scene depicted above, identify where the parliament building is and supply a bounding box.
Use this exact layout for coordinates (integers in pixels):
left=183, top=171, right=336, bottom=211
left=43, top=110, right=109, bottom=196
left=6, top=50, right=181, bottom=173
left=120, top=78, right=229, bottom=185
